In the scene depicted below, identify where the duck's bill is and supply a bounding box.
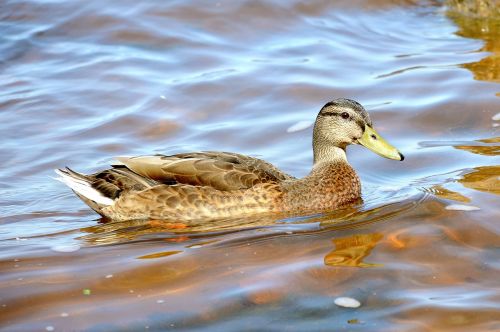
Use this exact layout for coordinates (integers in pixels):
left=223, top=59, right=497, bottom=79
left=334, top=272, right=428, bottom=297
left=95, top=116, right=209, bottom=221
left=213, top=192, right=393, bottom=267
left=357, top=126, right=404, bottom=161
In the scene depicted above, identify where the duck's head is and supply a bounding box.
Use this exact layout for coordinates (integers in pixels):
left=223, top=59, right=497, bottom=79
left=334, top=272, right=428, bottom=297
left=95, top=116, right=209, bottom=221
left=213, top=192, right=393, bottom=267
left=313, top=98, right=404, bottom=164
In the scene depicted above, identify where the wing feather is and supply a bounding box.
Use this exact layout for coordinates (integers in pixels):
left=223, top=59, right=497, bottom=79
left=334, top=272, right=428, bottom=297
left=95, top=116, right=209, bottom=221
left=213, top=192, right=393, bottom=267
left=116, top=151, right=294, bottom=191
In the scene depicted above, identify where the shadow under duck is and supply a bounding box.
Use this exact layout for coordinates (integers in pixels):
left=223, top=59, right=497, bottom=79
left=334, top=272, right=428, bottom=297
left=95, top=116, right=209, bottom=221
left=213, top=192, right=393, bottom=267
left=56, top=98, right=404, bottom=222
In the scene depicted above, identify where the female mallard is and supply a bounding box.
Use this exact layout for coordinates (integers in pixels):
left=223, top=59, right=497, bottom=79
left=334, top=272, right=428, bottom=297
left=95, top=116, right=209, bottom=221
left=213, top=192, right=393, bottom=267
left=56, top=98, right=403, bottom=222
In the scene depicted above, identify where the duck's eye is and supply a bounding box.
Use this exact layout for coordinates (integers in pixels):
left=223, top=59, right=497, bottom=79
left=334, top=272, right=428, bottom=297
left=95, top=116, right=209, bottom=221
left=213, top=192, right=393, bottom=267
left=341, top=112, right=350, bottom=119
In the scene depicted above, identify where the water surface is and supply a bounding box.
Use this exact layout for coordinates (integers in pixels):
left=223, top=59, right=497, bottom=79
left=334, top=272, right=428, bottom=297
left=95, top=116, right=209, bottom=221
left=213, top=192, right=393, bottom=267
left=1, top=0, right=499, bottom=331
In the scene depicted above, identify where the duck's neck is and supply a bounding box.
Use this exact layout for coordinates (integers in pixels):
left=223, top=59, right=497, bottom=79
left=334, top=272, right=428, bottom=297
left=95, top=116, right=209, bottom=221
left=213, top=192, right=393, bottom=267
left=313, top=144, right=347, bottom=165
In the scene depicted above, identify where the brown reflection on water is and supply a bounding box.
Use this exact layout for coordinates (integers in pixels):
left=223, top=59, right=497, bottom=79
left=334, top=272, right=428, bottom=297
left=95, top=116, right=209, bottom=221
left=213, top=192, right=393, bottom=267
left=447, top=6, right=500, bottom=83
left=454, top=137, right=500, bottom=156
left=459, top=165, right=500, bottom=195
left=421, top=137, right=500, bottom=157
left=324, top=233, right=383, bottom=267
left=425, top=185, right=471, bottom=202
left=479, top=137, right=500, bottom=143
left=454, top=145, right=500, bottom=156
left=137, top=250, right=183, bottom=259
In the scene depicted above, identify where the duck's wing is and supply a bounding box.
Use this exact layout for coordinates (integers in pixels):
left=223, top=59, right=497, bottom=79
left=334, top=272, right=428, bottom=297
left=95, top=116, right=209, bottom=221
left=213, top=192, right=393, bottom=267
left=115, top=151, right=294, bottom=191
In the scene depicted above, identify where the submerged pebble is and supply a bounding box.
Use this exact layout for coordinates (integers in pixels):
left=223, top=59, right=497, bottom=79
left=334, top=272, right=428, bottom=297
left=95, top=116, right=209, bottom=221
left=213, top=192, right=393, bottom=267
left=334, top=297, right=361, bottom=308
left=492, top=112, right=500, bottom=121
left=445, top=204, right=480, bottom=211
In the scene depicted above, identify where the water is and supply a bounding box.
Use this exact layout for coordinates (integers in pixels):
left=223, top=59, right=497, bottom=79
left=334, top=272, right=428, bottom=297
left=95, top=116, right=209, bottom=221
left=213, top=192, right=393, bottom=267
left=1, top=0, right=499, bottom=331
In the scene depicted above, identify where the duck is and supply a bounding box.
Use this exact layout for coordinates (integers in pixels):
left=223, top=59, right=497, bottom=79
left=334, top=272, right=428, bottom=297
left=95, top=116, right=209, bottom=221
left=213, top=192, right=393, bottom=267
left=56, top=98, right=404, bottom=222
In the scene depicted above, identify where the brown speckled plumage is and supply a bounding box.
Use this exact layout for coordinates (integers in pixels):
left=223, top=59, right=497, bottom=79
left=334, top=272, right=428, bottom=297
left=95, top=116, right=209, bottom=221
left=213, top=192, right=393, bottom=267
left=56, top=98, right=402, bottom=222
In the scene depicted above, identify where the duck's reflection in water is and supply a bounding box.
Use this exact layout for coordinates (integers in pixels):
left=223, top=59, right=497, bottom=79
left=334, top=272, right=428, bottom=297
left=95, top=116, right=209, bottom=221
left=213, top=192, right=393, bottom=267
left=324, top=233, right=383, bottom=268
left=78, top=195, right=421, bottom=248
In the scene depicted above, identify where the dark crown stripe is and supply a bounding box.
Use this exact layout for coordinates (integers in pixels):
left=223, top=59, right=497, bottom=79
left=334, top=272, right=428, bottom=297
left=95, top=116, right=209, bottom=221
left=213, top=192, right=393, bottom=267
left=321, top=101, right=339, bottom=109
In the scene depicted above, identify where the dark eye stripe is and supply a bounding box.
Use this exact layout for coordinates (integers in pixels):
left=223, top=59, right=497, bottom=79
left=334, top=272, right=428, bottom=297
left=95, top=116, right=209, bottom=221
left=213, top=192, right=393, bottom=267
left=319, top=112, right=342, bottom=117
left=320, top=112, right=351, bottom=120
left=320, top=112, right=366, bottom=129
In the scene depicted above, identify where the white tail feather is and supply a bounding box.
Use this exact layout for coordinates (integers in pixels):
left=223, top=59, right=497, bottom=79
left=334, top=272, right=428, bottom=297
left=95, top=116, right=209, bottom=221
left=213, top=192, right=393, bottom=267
left=54, top=169, right=114, bottom=206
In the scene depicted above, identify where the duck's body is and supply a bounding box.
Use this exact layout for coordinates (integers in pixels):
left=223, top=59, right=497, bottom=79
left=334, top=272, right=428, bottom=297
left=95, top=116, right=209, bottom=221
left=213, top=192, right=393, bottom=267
left=56, top=99, right=403, bottom=222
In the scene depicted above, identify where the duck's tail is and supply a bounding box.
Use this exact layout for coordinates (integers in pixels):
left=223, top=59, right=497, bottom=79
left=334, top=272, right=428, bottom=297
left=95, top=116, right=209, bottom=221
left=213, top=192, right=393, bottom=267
left=55, top=168, right=114, bottom=215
